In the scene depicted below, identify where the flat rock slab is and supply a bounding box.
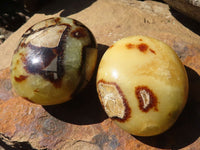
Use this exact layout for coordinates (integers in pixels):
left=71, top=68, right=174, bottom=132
left=0, top=0, right=200, bottom=149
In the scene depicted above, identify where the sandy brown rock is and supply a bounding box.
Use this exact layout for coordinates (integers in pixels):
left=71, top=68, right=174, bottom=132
left=0, top=0, right=200, bottom=149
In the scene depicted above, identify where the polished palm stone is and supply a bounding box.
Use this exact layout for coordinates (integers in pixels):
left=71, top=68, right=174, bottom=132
left=96, top=35, right=188, bottom=136
left=11, top=17, right=97, bottom=105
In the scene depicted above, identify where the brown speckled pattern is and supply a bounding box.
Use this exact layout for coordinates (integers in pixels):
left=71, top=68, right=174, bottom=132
left=135, top=86, right=158, bottom=112
left=97, top=79, right=131, bottom=122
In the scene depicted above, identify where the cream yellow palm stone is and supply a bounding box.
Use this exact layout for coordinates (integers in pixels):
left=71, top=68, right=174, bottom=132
left=96, top=35, right=188, bottom=136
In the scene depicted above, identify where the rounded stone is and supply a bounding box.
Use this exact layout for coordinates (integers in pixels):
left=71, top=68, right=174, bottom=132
left=11, top=17, right=97, bottom=105
left=96, top=35, right=188, bottom=136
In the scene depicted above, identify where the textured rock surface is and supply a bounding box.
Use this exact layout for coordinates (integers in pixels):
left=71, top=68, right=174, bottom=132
left=0, top=0, right=200, bottom=149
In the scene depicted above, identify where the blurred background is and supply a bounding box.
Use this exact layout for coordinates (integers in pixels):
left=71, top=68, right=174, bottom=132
left=0, top=0, right=199, bottom=44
